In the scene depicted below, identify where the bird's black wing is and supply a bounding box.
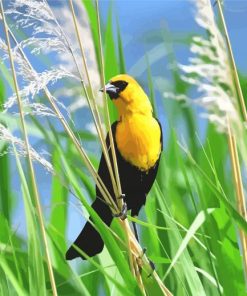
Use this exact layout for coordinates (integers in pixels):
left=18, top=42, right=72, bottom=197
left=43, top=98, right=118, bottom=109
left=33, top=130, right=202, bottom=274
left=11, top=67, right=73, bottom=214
left=97, top=118, right=163, bottom=216
left=101, top=119, right=163, bottom=216
left=143, top=117, right=162, bottom=191
left=66, top=126, right=118, bottom=260
left=66, top=120, right=163, bottom=260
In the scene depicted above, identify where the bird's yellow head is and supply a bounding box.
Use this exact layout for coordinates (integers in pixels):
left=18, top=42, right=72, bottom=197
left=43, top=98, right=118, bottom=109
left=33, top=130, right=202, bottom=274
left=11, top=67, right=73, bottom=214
left=100, top=74, right=153, bottom=118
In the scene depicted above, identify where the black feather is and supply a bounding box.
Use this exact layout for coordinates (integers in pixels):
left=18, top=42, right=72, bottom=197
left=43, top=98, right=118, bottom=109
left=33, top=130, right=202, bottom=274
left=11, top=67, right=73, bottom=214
left=66, top=119, right=162, bottom=260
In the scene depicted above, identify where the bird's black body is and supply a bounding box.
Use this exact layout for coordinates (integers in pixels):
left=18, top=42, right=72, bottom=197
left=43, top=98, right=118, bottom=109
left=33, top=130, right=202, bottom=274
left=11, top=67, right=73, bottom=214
left=66, top=120, right=163, bottom=260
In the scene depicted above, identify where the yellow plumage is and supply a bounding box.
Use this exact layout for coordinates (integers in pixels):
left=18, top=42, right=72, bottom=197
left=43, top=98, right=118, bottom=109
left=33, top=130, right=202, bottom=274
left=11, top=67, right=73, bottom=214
left=111, top=74, right=162, bottom=171
left=116, top=114, right=161, bottom=171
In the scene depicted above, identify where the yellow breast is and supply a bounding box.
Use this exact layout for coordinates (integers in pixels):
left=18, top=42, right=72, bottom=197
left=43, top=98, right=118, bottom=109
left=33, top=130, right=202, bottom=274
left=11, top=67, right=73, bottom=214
left=115, top=114, right=161, bottom=171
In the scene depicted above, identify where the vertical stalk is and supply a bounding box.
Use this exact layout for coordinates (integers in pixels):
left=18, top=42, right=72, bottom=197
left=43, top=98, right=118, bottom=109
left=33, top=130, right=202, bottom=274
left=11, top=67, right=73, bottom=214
left=227, top=120, right=247, bottom=276
left=94, top=0, right=137, bottom=282
left=214, top=0, right=247, bottom=277
left=93, top=4, right=150, bottom=292
left=95, top=0, right=122, bottom=201
left=68, top=0, right=95, bottom=98
left=68, top=0, right=119, bottom=198
left=94, top=3, right=173, bottom=295
left=47, top=0, right=119, bottom=198
left=0, top=3, right=57, bottom=296
left=6, top=24, right=119, bottom=215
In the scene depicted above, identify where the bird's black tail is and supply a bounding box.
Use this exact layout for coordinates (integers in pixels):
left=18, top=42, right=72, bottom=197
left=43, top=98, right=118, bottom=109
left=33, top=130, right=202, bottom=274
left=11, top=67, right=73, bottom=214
left=66, top=198, right=113, bottom=260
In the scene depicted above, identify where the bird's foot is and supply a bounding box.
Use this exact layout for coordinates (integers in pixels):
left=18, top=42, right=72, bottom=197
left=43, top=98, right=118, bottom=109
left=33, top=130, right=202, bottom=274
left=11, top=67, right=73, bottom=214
left=137, top=247, right=156, bottom=278
left=117, top=193, right=126, bottom=200
left=147, top=259, right=156, bottom=278
left=113, top=202, right=127, bottom=220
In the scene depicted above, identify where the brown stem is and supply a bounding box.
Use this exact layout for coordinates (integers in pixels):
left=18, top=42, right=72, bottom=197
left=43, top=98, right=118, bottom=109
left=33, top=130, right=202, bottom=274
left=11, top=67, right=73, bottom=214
left=227, top=120, right=247, bottom=276
left=0, top=3, right=57, bottom=296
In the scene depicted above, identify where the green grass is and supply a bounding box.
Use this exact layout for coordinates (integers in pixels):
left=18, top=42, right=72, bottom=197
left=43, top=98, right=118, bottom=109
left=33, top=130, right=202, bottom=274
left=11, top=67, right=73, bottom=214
left=0, top=0, right=247, bottom=295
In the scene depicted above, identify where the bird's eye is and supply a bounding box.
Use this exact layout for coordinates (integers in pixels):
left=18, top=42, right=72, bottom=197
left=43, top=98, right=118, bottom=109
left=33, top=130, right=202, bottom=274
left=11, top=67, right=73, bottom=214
left=111, top=80, right=128, bottom=92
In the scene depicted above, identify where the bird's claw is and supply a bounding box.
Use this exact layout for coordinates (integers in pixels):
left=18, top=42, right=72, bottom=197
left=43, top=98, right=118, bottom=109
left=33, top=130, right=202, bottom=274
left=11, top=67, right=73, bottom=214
left=137, top=247, right=156, bottom=278
left=147, top=259, right=156, bottom=278
left=113, top=202, right=127, bottom=220
left=117, top=193, right=126, bottom=200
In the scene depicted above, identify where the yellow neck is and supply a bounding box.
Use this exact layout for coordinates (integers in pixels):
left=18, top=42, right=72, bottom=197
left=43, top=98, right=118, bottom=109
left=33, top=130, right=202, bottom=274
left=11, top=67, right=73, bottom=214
left=116, top=100, right=153, bottom=120
left=115, top=113, right=161, bottom=171
left=113, top=86, right=153, bottom=119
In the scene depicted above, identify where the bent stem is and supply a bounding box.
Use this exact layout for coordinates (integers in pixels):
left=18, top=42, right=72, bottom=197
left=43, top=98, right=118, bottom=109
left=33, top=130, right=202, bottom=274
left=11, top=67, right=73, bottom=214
left=123, top=220, right=173, bottom=296
left=0, top=3, right=57, bottom=296
left=69, top=2, right=136, bottom=281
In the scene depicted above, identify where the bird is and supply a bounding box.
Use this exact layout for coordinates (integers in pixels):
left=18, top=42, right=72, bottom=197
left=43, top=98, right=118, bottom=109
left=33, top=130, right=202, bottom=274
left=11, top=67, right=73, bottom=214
left=66, top=74, right=163, bottom=260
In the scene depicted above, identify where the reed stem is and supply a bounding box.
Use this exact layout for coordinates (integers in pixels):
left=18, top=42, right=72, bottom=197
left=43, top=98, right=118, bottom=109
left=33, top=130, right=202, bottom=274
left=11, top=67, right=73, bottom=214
left=94, top=2, right=172, bottom=294
left=0, top=3, right=57, bottom=296
left=68, top=0, right=119, bottom=198
left=227, top=120, right=247, bottom=276
left=213, top=0, right=247, bottom=278
left=6, top=19, right=119, bottom=215
left=94, top=0, right=140, bottom=283
left=95, top=0, right=123, bottom=201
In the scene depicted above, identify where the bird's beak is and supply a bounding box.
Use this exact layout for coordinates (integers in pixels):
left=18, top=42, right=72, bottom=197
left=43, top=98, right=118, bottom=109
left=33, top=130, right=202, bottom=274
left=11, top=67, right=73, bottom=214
left=99, top=82, right=119, bottom=96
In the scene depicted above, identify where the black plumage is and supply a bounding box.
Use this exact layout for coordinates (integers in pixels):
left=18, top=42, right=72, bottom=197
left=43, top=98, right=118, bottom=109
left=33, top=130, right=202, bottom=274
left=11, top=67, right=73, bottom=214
left=66, top=120, right=162, bottom=260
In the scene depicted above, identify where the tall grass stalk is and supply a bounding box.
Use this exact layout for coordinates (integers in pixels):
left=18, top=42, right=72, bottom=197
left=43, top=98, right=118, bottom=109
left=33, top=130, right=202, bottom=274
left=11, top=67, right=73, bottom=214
left=95, top=0, right=137, bottom=279
left=44, top=0, right=120, bottom=202
left=68, top=0, right=119, bottom=199
left=94, top=2, right=172, bottom=294
left=68, top=0, right=140, bottom=281
left=0, top=2, right=58, bottom=296
left=95, top=0, right=122, bottom=202
left=227, top=120, right=247, bottom=276
left=94, top=3, right=161, bottom=294
left=213, top=0, right=247, bottom=275
left=181, top=0, right=247, bottom=281
left=5, top=18, right=119, bottom=216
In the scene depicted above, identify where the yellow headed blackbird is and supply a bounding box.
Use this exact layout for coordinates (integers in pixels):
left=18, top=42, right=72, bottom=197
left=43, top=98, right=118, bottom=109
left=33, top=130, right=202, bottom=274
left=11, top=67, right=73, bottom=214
left=66, top=74, right=162, bottom=260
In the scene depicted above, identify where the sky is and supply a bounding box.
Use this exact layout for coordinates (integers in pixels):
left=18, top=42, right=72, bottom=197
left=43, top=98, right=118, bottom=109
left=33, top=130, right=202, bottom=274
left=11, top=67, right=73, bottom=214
left=100, top=0, right=247, bottom=73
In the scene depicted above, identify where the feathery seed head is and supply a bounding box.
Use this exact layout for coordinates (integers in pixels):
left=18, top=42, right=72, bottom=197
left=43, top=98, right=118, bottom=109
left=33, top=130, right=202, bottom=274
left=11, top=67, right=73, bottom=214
left=0, top=124, right=54, bottom=173
left=175, top=0, right=241, bottom=133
